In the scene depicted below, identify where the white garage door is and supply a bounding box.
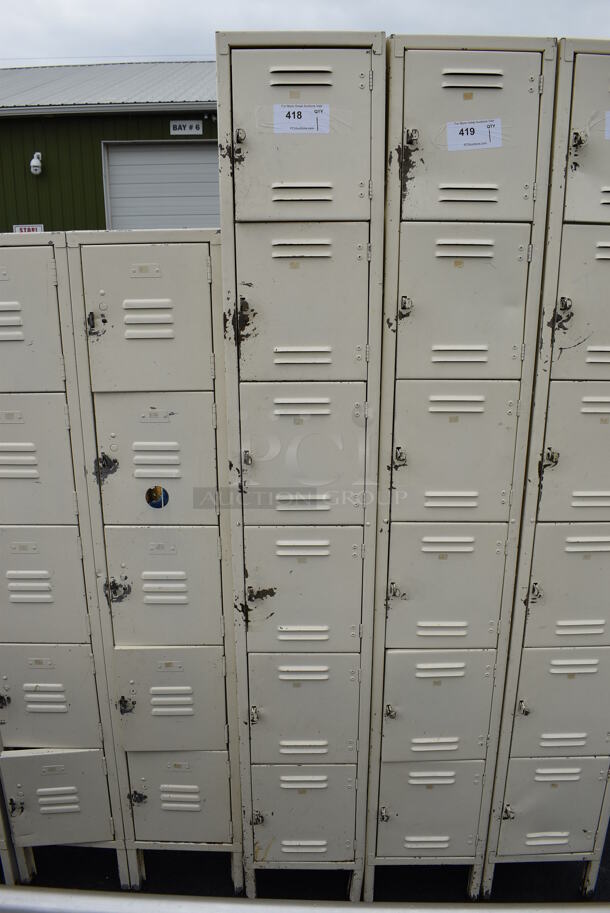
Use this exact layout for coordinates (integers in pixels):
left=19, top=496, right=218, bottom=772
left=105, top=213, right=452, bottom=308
left=105, top=142, right=219, bottom=229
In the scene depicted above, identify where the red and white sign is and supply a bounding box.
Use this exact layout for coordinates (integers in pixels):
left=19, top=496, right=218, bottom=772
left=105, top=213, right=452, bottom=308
left=13, top=224, right=44, bottom=233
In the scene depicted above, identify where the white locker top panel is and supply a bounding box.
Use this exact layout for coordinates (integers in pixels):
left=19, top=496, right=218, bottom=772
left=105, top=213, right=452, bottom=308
left=230, top=48, right=372, bottom=222
left=392, top=380, right=519, bottom=522
left=0, top=644, right=101, bottom=749
left=112, top=646, right=226, bottom=751
left=539, top=381, right=610, bottom=522
left=127, top=750, right=231, bottom=843
left=387, top=523, right=507, bottom=649
left=251, top=763, right=356, bottom=863
left=94, top=392, right=217, bottom=526
left=0, top=394, right=76, bottom=525
left=377, top=760, right=485, bottom=858
left=0, top=749, right=113, bottom=847
left=511, top=646, right=610, bottom=757
left=0, top=246, right=64, bottom=393
left=104, top=526, right=223, bottom=647
left=525, top=523, right=610, bottom=648
left=235, top=222, right=369, bottom=382
left=82, top=243, right=214, bottom=393
left=402, top=50, right=541, bottom=221
left=244, top=526, right=363, bottom=653
left=240, top=382, right=366, bottom=525
left=248, top=652, right=360, bottom=764
left=552, top=225, right=610, bottom=380
left=497, top=756, right=610, bottom=856
left=0, top=526, right=88, bottom=644
left=382, top=649, right=495, bottom=762
left=396, top=223, right=530, bottom=380
left=565, top=53, right=610, bottom=223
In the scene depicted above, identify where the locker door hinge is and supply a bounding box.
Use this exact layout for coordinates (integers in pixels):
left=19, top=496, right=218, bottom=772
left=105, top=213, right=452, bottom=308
left=366, top=241, right=372, bottom=260
left=77, top=536, right=83, bottom=559
left=507, top=487, right=513, bottom=509
left=225, top=723, right=230, bottom=746
left=217, top=535, right=223, bottom=560
left=527, top=243, right=533, bottom=262
left=360, top=543, right=366, bottom=559
left=59, top=354, right=66, bottom=381
left=48, top=260, right=58, bottom=287
left=64, top=403, right=71, bottom=429
left=73, top=491, right=79, bottom=517
left=98, top=721, right=104, bottom=742
left=359, top=624, right=363, bottom=639
left=532, top=182, right=537, bottom=201
left=101, top=754, right=108, bottom=776
left=229, top=821, right=234, bottom=842
left=211, top=403, right=217, bottom=429
left=109, top=818, right=115, bottom=839
left=538, top=74, right=544, bottom=94
left=84, top=613, right=92, bottom=639
left=520, top=343, right=526, bottom=361
left=365, top=343, right=370, bottom=362
left=503, top=538, right=509, bottom=557
left=357, top=667, right=362, bottom=682
left=215, top=490, right=220, bottom=516
left=210, top=353, right=216, bottom=379
left=363, top=401, right=369, bottom=418
left=206, top=258, right=212, bottom=283
left=368, top=70, right=374, bottom=90
left=516, top=400, right=522, bottom=417
left=367, top=183, right=373, bottom=202
left=220, top=613, right=225, bottom=639
left=222, top=656, right=227, bottom=677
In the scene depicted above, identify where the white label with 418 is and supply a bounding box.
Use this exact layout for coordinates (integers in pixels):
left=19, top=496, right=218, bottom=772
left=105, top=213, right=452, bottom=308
left=446, top=118, right=502, bottom=151
left=273, top=104, right=330, bottom=134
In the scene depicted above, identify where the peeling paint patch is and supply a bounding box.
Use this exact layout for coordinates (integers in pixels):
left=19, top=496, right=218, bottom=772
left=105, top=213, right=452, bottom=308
left=94, top=452, right=119, bottom=484
left=233, top=296, right=258, bottom=345
left=247, top=585, right=277, bottom=602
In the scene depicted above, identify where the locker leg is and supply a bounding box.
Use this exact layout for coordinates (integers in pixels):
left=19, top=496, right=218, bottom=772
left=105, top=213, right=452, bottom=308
left=481, top=858, right=495, bottom=900
left=125, top=848, right=143, bottom=890
left=231, top=850, right=244, bottom=895
left=582, top=858, right=601, bottom=897
left=116, top=848, right=131, bottom=890
left=363, top=862, right=376, bottom=903
left=467, top=862, right=483, bottom=900
left=15, top=847, right=36, bottom=884
left=348, top=867, right=364, bottom=903
left=244, top=864, right=256, bottom=899
left=0, top=846, right=18, bottom=886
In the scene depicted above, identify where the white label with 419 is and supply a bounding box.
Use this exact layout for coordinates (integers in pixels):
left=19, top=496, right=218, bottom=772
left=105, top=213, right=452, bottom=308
left=446, top=118, right=502, bottom=151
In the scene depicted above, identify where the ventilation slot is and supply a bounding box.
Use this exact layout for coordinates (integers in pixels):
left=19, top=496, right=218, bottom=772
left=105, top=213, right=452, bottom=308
left=586, top=347, right=610, bottom=364
left=421, top=536, right=475, bottom=553
left=438, top=184, right=498, bottom=204
left=600, top=188, right=610, bottom=206
left=565, top=536, right=610, bottom=553
left=0, top=302, right=24, bottom=342
left=281, top=840, right=328, bottom=854
left=160, top=783, right=201, bottom=812
left=0, top=443, right=39, bottom=479
left=277, top=664, right=330, bottom=681
left=411, top=737, right=460, bottom=752
left=525, top=831, right=570, bottom=847
left=428, top=395, right=485, bottom=413
left=279, top=740, right=329, bottom=755
left=431, top=345, right=489, bottom=364
left=6, top=569, right=53, bottom=604
left=595, top=241, right=610, bottom=260
left=277, top=625, right=330, bottom=642
left=539, top=732, right=587, bottom=749
left=408, top=770, right=457, bottom=786
left=441, top=68, right=503, bottom=89
left=581, top=397, right=610, bottom=414
left=405, top=835, right=450, bottom=849
left=549, top=658, right=599, bottom=675
left=435, top=238, right=494, bottom=258
left=271, top=239, right=332, bottom=258
left=571, top=492, right=610, bottom=509
left=123, top=299, right=174, bottom=340
left=534, top=767, right=582, bottom=782
left=141, top=571, right=188, bottom=605
left=424, top=491, right=479, bottom=509
left=271, top=182, right=333, bottom=203
left=273, top=346, right=333, bottom=365
left=273, top=397, right=330, bottom=415
left=132, top=442, right=181, bottom=479
left=275, top=539, right=331, bottom=557
left=555, top=619, right=606, bottom=637
left=417, top=621, right=468, bottom=638
left=149, top=685, right=194, bottom=716
left=275, top=493, right=331, bottom=512
left=37, top=785, right=80, bottom=815
left=280, top=775, right=328, bottom=788
left=415, top=662, right=466, bottom=678
left=23, top=682, right=67, bottom=713
left=269, top=65, right=333, bottom=87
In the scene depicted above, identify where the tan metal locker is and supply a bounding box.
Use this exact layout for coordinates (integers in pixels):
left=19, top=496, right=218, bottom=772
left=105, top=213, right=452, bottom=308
left=402, top=50, right=542, bottom=221
left=396, top=223, right=530, bottom=380
left=244, top=526, right=363, bottom=652
left=93, top=392, right=217, bottom=525
left=230, top=48, right=373, bottom=222
left=248, top=652, right=360, bottom=763
left=104, top=526, right=223, bottom=647
left=386, top=523, right=506, bottom=649
left=235, top=223, right=369, bottom=382
left=0, top=644, right=102, bottom=748
left=126, top=750, right=231, bottom=843
left=0, top=526, right=88, bottom=644
left=0, top=246, right=64, bottom=393
left=377, top=760, right=485, bottom=857
left=251, top=764, right=356, bottom=862
left=82, top=243, right=214, bottom=392
left=0, top=394, right=76, bottom=525
left=0, top=749, right=114, bottom=847
left=497, top=757, right=610, bottom=856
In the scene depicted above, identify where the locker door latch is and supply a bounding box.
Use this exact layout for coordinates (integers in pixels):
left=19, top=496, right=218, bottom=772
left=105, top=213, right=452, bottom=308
left=542, top=447, right=559, bottom=469
left=128, top=790, right=148, bottom=807
left=235, top=127, right=247, bottom=145
left=104, top=576, right=132, bottom=604
left=517, top=699, right=531, bottom=716
left=251, top=811, right=264, bottom=825
left=384, top=704, right=397, bottom=720
left=0, top=693, right=11, bottom=709
left=387, top=581, right=406, bottom=601
left=571, top=130, right=588, bottom=150
left=8, top=797, right=24, bottom=818
left=243, top=450, right=253, bottom=466
left=393, top=445, right=408, bottom=468
left=94, top=452, right=119, bottom=483
left=379, top=806, right=390, bottom=822
left=404, top=128, right=420, bottom=150
left=399, top=296, right=414, bottom=318
left=249, top=705, right=260, bottom=724
left=502, top=804, right=515, bottom=820
left=118, top=696, right=136, bottom=715
left=529, top=582, right=544, bottom=603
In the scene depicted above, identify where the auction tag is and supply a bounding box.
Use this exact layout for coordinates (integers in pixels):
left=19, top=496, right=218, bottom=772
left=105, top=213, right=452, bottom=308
left=447, top=118, right=502, bottom=151
left=274, top=104, right=330, bottom=134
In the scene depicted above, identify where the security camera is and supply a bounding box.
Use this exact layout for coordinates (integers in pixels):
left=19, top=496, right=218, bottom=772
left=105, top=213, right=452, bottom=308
left=30, top=152, right=42, bottom=176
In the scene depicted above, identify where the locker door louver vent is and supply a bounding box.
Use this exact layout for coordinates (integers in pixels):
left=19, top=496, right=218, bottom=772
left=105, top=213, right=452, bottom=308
left=539, top=732, right=588, bottom=748
left=141, top=571, right=188, bottom=605
left=565, top=536, right=610, bottom=552
left=581, top=397, right=610, bottom=413
left=525, top=831, right=570, bottom=847
left=441, top=68, right=503, bottom=89
left=275, top=539, right=331, bottom=556
left=273, top=397, right=331, bottom=416
left=404, top=834, right=451, bottom=849
left=123, top=299, right=175, bottom=340
left=273, top=346, right=333, bottom=365
left=132, top=442, right=181, bottom=479
left=435, top=238, right=495, bottom=258
left=271, top=183, right=333, bottom=203
left=408, top=770, right=457, bottom=785
left=0, top=302, right=24, bottom=342
left=277, top=625, right=330, bottom=642
left=0, top=442, right=39, bottom=479
left=431, top=345, right=490, bottom=364
left=417, top=621, right=469, bottom=638
left=269, top=66, right=333, bottom=87
left=279, top=739, right=329, bottom=755
left=424, top=491, right=479, bottom=509
left=279, top=774, right=328, bottom=789
left=281, top=840, right=328, bottom=854
left=421, top=536, right=475, bottom=553
left=411, top=736, right=460, bottom=752
left=37, top=785, right=80, bottom=815
left=23, top=682, right=67, bottom=713
left=548, top=658, right=599, bottom=675
left=428, top=395, right=485, bottom=413
left=571, top=492, right=610, bottom=509
left=160, top=783, right=201, bottom=812
left=277, top=664, right=330, bottom=681
left=534, top=767, right=582, bottom=782
left=586, top=347, right=610, bottom=364
left=594, top=241, right=610, bottom=260
left=415, top=662, right=466, bottom=678
left=438, top=184, right=499, bottom=204
left=555, top=619, right=606, bottom=637
left=271, top=239, right=332, bottom=259
left=149, top=685, right=194, bottom=715
left=6, top=569, right=53, bottom=603
left=600, top=188, right=610, bottom=206
left=275, top=493, right=331, bottom=512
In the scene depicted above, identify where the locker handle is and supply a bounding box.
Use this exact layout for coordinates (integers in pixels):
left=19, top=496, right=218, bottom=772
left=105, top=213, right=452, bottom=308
left=243, top=450, right=253, bottom=466
left=502, top=804, right=515, bottom=820
left=399, top=296, right=414, bottom=318
left=8, top=797, right=24, bottom=818
left=517, top=699, right=531, bottom=716
left=542, top=447, right=559, bottom=470
left=0, top=693, right=11, bottom=709
left=529, top=582, right=544, bottom=603
left=87, top=311, right=96, bottom=335
left=387, top=581, right=407, bottom=601
left=235, top=127, right=247, bottom=144
left=404, top=128, right=419, bottom=150
left=251, top=811, right=264, bottom=825
left=250, top=705, right=260, bottom=724
left=385, top=703, right=397, bottom=720
left=571, top=130, right=588, bottom=150
left=128, top=790, right=148, bottom=807
left=118, top=696, right=136, bottom=715
left=379, top=806, right=390, bottom=822
left=394, top=445, right=408, bottom=468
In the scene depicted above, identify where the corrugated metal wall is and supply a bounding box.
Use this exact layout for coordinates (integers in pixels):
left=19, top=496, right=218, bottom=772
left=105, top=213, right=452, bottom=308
left=0, top=111, right=217, bottom=232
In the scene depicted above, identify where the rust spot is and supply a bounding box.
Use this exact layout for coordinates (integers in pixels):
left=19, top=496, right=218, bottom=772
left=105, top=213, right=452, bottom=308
left=386, top=316, right=397, bottom=334
left=233, top=297, right=258, bottom=345
left=235, top=595, right=249, bottom=625
left=247, top=585, right=277, bottom=602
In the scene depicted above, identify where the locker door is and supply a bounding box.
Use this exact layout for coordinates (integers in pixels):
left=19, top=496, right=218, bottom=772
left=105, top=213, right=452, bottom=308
left=0, top=644, right=101, bottom=748
left=127, top=750, right=231, bottom=843
left=511, top=647, right=610, bottom=757
left=396, top=223, right=529, bottom=380
left=244, top=526, right=363, bottom=652
left=0, top=749, right=113, bottom=847
left=82, top=244, right=213, bottom=392
left=377, top=760, right=484, bottom=858
left=235, top=223, right=369, bottom=382
left=230, top=48, right=372, bottom=221
left=112, top=646, right=226, bottom=751
left=497, top=757, right=610, bottom=856
left=525, top=523, right=610, bottom=647
left=552, top=226, right=610, bottom=380
left=94, top=392, right=217, bottom=525
left=0, top=246, right=64, bottom=393
left=382, top=649, right=495, bottom=761
left=539, top=381, right=610, bottom=522
left=240, top=382, right=366, bottom=525
left=0, top=526, right=88, bottom=644
left=387, top=523, right=506, bottom=649
left=248, top=652, right=360, bottom=763
left=104, top=526, right=222, bottom=647
left=402, top=50, right=541, bottom=221
left=251, top=764, right=356, bottom=862
left=565, top=54, right=610, bottom=223
left=0, top=394, right=76, bottom=524
left=392, top=381, right=519, bottom=522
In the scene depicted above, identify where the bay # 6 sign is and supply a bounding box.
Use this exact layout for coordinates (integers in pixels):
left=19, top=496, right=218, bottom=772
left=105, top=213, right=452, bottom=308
left=169, top=119, right=203, bottom=136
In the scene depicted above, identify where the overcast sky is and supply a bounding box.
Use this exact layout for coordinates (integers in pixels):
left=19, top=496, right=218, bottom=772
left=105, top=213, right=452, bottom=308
left=1, top=0, right=609, bottom=67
